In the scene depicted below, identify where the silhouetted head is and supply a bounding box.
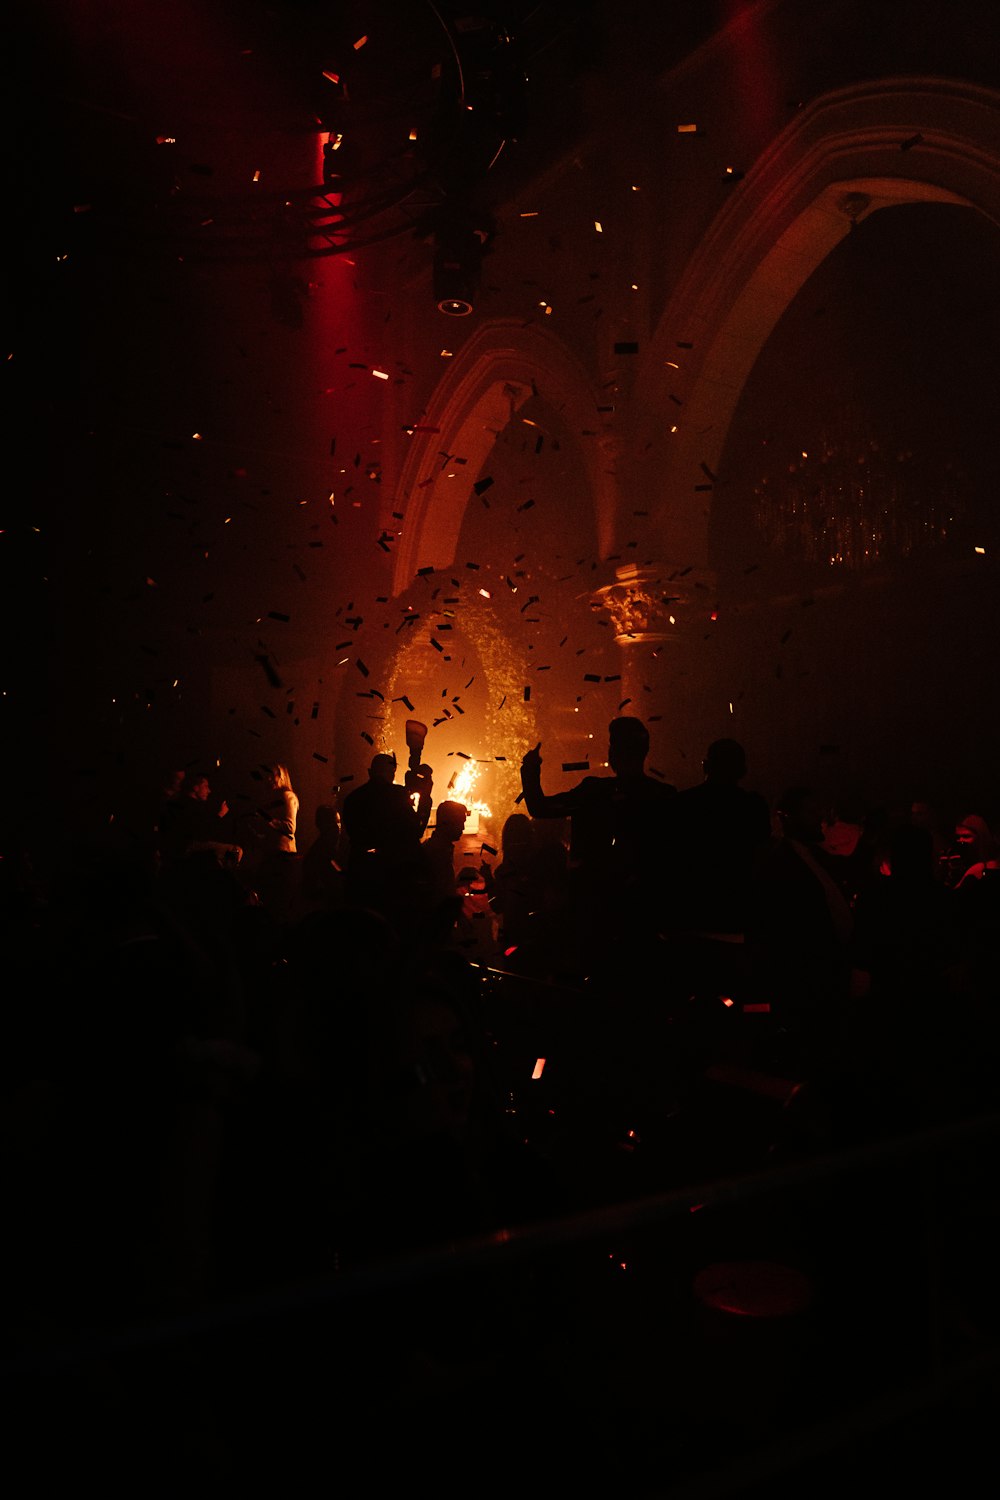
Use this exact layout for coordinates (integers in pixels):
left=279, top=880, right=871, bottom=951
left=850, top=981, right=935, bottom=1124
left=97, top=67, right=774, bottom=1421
left=314, top=803, right=341, bottom=839
left=703, top=738, right=747, bottom=783
left=435, top=801, right=468, bottom=841
left=886, top=821, right=936, bottom=882
left=501, top=812, right=533, bottom=860
left=955, top=814, right=997, bottom=863
left=608, top=716, right=649, bottom=775
left=369, top=752, right=397, bottom=783
left=187, top=774, right=211, bottom=802
left=268, top=762, right=293, bottom=791
left=162, top=769, right=185, bottom=799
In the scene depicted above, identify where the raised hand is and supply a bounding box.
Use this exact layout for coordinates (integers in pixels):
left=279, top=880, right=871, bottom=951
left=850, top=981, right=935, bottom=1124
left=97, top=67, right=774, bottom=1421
left=521, top=741, right=542, bottom=773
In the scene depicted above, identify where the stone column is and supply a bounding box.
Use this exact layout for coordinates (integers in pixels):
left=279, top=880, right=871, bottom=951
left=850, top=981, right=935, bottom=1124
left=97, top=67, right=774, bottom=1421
left=592, top=561, right=719, bottom=783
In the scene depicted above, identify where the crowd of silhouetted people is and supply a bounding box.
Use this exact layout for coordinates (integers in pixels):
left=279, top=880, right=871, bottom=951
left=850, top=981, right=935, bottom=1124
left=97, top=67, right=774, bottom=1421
left=3, top=724, right=1000, bottom=1488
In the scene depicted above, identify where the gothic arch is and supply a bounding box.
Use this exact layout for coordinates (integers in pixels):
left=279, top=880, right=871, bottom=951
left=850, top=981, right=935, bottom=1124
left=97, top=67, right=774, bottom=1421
left=637, top=77, right=1000, bottom=566
left=390, top=317, right=618, bottom=595
left=382, top=590, right=536, bottom=838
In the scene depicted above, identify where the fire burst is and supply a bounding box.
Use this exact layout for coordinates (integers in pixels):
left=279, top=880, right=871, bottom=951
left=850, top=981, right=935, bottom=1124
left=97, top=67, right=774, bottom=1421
left=449, top=760, right=492, bottom=826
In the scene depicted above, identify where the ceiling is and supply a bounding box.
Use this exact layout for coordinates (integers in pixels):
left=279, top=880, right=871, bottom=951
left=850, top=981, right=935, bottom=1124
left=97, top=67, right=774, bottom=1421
left=12, top=1, right=717, bottom=268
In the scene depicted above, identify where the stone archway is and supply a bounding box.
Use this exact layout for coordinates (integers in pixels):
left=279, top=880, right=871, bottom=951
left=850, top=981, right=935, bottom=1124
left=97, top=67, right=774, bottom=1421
left=637, top=77, right=1000, bottom=571
left=390, top=317, right=619, bottom=594
left=381, top=590, right=537, bottom=846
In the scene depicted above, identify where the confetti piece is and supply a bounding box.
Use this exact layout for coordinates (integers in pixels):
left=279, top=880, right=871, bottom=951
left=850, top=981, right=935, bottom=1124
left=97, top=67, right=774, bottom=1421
left=312, top=752, right=328, bottom=762
left=523, top=686, right=531, bottom=701
left=562, top=761, right=589, bottom=772
left=614, top=341, right=639, bottom=354
left=677, top=124, right=699, bottom=133
left=900, top=132, right=923, bottom=151
left=474, top=476, right=494, bottom=495
left=700, top=462, right=717, bottom=481
left=255, top=654, right=283, bottom=688
left=583, top=673, right=601, bottom=682
left=357, top=659, right=369, bottom=676
left=268, top=611, right=290, bottom=622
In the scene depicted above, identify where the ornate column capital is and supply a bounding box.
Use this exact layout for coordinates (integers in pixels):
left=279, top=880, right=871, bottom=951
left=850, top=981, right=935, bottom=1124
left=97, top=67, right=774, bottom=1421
left=592, top=562, right=717, bottom=644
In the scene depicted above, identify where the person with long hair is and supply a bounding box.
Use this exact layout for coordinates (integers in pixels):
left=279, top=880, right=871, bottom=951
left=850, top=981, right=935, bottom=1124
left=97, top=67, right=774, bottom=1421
left=253, top=764, right=301, bottom=925
left=264, top=764, right=299, bottom=855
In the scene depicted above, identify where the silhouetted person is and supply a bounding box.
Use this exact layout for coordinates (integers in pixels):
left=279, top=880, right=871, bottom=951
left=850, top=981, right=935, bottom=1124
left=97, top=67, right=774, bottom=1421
left=341, top=751, right=432, bottom=922
left=909, top=796, right=949, bottom=869
left=848, top=818, right=998, bottom=1130
left=261, top=763, right=299, bottom=855
left=489, top=813, right=539, bottom=956
left=482, top=813, right=572, bottom=977
left=254, top=764, right=301, bottom=925
left=296, top=803, right=347, bottom=917
left=520, top=717, right=675, bottom=974
left=949, top=812, right=1000, bottom=1006
left=159, top=771, right=243, bottom=869
left=662, top=737, right=771, bottom=1012
left=745, top=786, right=856, bottom=1067
left=417, top=800, right=468, bottom=942
left=667, top=738, right=771, bottom=937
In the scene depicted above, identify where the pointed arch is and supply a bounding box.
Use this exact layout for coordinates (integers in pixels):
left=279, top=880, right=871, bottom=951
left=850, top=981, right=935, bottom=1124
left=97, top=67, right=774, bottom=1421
left=637, top=77, right=1000, bottom=564
left=391, top=318, right=618, bottom=595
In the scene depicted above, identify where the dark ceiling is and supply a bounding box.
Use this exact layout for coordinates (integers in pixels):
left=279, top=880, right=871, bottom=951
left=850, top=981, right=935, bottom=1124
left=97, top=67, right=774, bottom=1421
left=11, top=1, right=717, bottom=269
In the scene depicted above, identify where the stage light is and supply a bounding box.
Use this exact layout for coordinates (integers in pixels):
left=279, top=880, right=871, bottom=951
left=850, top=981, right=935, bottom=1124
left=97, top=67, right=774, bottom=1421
left=434, top=245, right=479, bottom=315
left=431, top=208, right=494, bottom=316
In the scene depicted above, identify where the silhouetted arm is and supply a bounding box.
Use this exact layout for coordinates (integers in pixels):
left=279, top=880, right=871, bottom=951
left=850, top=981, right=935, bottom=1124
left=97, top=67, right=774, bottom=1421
left=520, top=742, right=585, bottom=819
